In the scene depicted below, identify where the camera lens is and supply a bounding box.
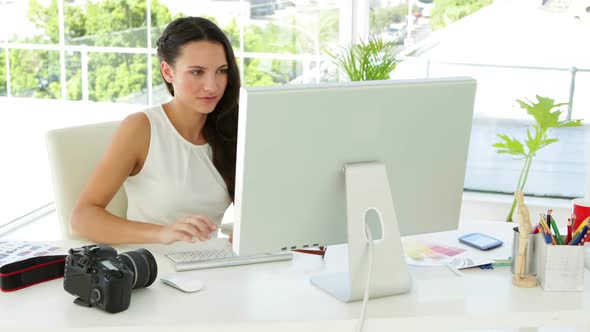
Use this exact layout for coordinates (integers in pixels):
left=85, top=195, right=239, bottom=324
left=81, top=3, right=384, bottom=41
left=118, top=249, right=158, bottom=289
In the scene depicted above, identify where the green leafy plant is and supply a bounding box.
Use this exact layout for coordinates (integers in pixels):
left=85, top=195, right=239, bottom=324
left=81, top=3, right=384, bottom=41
left=430, top=0, right=493, bottom=29
left=493, top=95, right=583, bottom=222
left=326, top=37, right=400, bottom=81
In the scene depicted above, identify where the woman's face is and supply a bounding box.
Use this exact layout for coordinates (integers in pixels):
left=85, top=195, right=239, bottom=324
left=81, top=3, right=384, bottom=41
left=162, top=41, right=229, bottom=115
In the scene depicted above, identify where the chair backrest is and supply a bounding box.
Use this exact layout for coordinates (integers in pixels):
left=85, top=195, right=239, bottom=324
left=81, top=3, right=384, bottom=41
left=46, top=121, right=127, bottom=240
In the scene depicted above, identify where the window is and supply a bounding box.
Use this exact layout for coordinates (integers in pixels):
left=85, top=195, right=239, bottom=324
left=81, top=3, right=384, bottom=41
left=0, top=0, right=344, bottom=228
left=1, top=0, right=588, bottom=229
left=372, top=0, right=590, bottom=199
left=0, top=49, right=6, bottom=96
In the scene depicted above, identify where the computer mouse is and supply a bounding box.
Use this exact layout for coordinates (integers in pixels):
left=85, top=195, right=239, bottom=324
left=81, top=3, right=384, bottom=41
left=160, top=273, right=204, bottom=293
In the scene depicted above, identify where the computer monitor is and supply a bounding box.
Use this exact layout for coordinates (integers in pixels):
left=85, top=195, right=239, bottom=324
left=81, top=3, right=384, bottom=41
left=232, top=77, right=477, bottom=302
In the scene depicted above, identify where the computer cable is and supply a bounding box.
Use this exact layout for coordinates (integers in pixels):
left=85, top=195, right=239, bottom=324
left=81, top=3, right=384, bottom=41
left=357, top=225, right=375, bottom=332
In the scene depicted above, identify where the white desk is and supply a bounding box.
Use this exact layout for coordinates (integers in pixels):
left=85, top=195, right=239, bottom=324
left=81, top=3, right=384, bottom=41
left=2, top=221, right=590, bottom=331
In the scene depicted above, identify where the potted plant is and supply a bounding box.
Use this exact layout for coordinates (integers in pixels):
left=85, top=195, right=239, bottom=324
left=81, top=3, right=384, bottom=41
left=325, top=36, right=401, bottom=81
left=493, top=95, right=582, bottom=222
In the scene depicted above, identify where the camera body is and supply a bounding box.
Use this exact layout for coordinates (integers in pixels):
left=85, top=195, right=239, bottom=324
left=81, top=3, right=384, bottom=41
left=63, top=245, right=156, bottom=313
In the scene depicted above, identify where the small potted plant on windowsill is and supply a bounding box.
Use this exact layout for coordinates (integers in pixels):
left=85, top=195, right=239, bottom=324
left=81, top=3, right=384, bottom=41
left=493, top=95, right=582, bottom=222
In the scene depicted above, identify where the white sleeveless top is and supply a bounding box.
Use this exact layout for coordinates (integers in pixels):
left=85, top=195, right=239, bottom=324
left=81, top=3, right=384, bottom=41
left=123, top=105, right=231, bottom=226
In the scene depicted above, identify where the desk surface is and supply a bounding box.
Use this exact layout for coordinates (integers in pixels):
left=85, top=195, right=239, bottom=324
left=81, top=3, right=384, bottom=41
left=2, top=221, right=590, bottom=331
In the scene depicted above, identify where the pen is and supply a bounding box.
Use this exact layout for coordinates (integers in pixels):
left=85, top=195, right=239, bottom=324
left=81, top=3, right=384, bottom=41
left=537, top=224, right=552, bottom=245
left=548, top=213, right=563, bottom=245
left=579, top=229, right=590, bottom=246
left=570, top=225, right=588, bottom=245
left=573, top=217, right=590, bottom=235
left=539, top=215, right=549, bottom=234
left=569, top=226, right=585, bottom=244
left=565, top=218, right=573, bottom=244
left=540, top=215, right=556, bottom=245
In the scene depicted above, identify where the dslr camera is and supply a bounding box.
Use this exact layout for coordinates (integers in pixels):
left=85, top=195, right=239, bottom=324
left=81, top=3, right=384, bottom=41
left=63, top=244, right=158, bottom=313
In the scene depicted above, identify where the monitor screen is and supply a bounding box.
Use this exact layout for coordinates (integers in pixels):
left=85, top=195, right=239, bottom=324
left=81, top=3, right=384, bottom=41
left=232, top=78, right=476, bottom=257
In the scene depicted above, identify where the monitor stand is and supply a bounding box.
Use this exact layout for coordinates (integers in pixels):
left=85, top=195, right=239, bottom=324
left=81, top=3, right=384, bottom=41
left=310, top=162, right=412, bottom=302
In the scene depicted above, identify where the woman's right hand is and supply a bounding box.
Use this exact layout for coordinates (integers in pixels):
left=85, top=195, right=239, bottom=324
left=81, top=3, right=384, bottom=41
left=157, top=215, right=218, bottom=245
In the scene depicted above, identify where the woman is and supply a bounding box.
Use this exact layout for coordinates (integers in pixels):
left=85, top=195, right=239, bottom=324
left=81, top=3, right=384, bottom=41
left=71, top=17, right=240, bottom=245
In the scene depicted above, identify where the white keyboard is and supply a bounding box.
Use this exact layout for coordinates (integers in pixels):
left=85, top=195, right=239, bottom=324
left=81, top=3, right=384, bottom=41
left=166, top=248, right=293, bottom=271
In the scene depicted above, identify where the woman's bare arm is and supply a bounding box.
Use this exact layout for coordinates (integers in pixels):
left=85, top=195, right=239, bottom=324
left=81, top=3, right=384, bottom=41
left=70, top=113, right=163, bottom=244
left=71, top=112, right=219, bottom=245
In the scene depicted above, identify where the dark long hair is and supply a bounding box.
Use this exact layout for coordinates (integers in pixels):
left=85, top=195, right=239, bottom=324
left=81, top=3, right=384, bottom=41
left=156, top=17, right=240, bottom=201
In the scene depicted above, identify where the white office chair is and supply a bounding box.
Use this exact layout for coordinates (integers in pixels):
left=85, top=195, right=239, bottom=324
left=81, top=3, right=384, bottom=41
left=46, top=121, right=127, bottom=240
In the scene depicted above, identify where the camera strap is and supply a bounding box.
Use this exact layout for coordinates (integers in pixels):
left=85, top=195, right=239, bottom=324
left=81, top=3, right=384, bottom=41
left=0, top=255, right=67, bottom=292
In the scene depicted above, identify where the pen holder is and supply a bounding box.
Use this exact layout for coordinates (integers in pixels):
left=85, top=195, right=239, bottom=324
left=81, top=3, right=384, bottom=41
left=535, top=233, right=585, bottom=292
left=511, top=227, right=536, bottom=276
